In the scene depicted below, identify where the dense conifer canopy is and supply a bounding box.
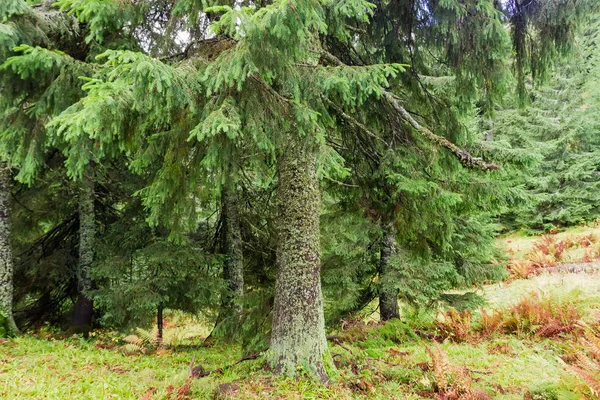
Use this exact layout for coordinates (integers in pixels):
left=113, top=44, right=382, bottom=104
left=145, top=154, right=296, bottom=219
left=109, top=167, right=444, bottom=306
left=0, top=0, right=598, bottom=381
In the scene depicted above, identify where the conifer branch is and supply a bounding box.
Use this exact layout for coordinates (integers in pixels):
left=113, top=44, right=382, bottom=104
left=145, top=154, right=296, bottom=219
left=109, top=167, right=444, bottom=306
left=321, top=96, right=388, bottom=146
left=383, top=92, right=499, bottom=171
left=320, top=51, right=500, bottom=171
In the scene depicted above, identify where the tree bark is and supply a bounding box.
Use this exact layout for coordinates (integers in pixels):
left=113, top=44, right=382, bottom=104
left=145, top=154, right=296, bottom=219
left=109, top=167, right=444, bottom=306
left=379, top=221, right=400, bottom=321
left=0, top=164, right=18, bottom=334
left=220, top=183, right=245, bottom=318
left=157, top=301, right=163, bottom=346
left=71, top=172, right=95, bottom=329
left=269, top=140, right=329, bottom=382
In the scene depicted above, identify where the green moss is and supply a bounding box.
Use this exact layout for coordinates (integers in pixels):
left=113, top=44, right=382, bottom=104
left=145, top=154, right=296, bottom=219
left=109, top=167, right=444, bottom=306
left=0, top=309, right=8, bottom=338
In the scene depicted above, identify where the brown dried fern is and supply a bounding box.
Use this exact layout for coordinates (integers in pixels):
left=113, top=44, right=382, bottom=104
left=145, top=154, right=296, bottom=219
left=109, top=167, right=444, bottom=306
left=426, top=342, right=450, bottom=392
left=566, top=328, right=600, bottom=396
left=425, top=343, right=491, bottom=400
left=436, top=308, right=473, bottom=342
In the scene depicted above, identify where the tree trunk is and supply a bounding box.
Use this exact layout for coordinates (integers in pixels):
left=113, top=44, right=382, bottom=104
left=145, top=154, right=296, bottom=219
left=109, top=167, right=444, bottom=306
left=269, top=140, right=329, bottom=382
left=219, top=182, right=245, bottom=321
left=71, top=172, right=95, bottom=329
left=379, top=221, right=400, bottom=321
left=0, top=164, right=18, bottom=334
left=157, top=301, right=163, bottom=346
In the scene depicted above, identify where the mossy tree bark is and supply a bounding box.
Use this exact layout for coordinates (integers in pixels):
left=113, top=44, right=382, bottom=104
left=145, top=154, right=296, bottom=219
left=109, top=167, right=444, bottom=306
left=71, top=171, right=95, bottom=329
left=0, top=164, right=18, bottom=334
left=379, top=221, right=400, bottom=321
left=215, top=181, right=244, bottom=335
left=269, top=139, right=329, bottom=382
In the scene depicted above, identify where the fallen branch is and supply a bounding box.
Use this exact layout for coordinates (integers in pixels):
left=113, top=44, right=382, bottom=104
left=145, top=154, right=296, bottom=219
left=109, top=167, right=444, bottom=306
left=534, top=261, right=600, bottom=275
left=189, top=353, right=260, bottom=378
left=332, top=338, right=355, bottom=355
left=365, top=357, right=402, bottom=367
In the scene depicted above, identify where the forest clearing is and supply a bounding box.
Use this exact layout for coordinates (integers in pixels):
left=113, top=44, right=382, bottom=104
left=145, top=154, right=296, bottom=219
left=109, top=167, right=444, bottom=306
left=2, top=0, right=600, bottom=399
left=3, top=227, right=600, bottom=399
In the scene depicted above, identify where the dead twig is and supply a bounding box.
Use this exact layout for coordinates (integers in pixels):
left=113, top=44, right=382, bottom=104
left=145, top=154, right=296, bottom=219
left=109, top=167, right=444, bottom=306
left=190, top=353, right=260, bottom=379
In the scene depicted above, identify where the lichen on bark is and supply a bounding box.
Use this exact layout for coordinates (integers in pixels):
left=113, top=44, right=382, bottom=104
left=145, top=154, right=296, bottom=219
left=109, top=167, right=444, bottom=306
left=0, top=163, right=18, bottom=334
left=269, top=138, right=329, bottom=382
left=379, top=221, right=400, bottom=321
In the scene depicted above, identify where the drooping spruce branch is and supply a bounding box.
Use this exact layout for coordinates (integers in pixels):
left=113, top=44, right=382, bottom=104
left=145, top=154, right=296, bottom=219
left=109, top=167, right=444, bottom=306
left=320, top=51, right=499, bottom=172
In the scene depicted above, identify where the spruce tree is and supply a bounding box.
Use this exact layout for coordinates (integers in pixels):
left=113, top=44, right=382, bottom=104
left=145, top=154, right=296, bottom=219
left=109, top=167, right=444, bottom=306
left=1, top=0, right=594, bottom=384
left=492, top=12, right=600, bottom=230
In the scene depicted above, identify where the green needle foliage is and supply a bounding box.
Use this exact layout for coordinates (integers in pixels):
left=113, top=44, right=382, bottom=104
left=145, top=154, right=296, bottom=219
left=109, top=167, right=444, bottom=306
left=0, top=0, right=598, bottom=382
left=493, top=12, right=600, bottom=230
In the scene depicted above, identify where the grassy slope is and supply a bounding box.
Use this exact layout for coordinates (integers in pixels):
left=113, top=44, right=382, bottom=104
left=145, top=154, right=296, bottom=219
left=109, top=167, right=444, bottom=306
left=2, top=228, right=600, bottom=399
left=0, top=333, right=579, bottom=399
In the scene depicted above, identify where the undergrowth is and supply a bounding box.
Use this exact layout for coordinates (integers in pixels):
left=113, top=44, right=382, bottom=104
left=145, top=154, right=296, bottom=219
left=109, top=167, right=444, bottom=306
left=6, top=228, right=600, bottom=399
left=435, top=291, right=583, bottom=342
left=506, top=232, right=600, bottom=279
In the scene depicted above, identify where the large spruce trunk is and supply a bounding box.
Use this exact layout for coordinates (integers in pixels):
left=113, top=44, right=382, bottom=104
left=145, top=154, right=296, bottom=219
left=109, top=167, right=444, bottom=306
left=215, top=182, right=244, bottom=333
left=0, top=164, right=18, bottom=334
left=379, top=222, right=400, bottom=321
left=71, top=172, right=95, bottom=329
left=269, top=140, right=328, bottom=382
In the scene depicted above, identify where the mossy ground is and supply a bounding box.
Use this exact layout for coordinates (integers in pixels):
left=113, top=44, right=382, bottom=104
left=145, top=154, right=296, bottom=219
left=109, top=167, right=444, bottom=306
left=2, top=229, right=600, bottom=399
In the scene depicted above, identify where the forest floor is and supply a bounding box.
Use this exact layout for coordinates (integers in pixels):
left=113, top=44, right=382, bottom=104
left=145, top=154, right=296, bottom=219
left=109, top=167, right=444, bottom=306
left=3, top=226, right=600, bottom=399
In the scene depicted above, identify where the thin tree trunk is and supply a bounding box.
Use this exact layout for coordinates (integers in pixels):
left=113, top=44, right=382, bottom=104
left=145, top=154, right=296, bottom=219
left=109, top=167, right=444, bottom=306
left=0, top=164, right=18, bottom=334
left=205, top=181, right=245, bottom=343
left=157, top=301, right=163, bottom=346
left=379, top=221, right=400, bottom=321
left=71, top=172, right=95, bottom=329
left=219, top=182, right=245, bottom=321
left=269, top=140, right=329, bottom=382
